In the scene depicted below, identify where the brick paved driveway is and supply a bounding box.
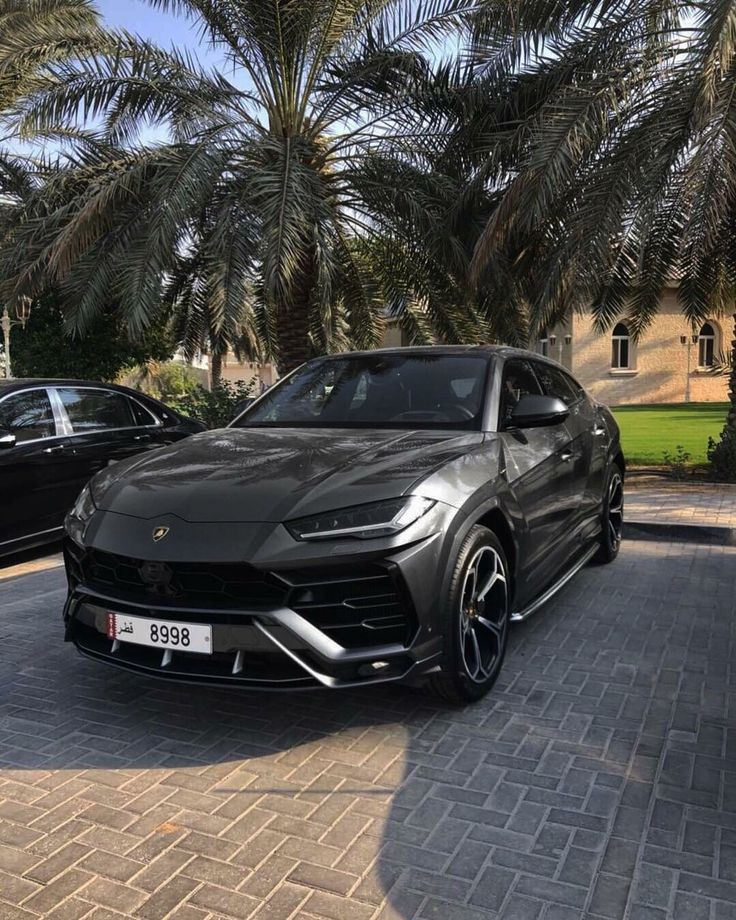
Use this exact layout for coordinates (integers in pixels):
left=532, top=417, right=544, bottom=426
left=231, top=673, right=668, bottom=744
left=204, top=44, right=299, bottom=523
left=1, top=540, right=735, bottom=920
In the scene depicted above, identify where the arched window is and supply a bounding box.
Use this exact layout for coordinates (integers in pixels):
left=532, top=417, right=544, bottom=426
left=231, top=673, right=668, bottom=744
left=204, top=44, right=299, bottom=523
left=611, top=323, right=631, bottom=369
left=698, top=322, right=716, bottom=368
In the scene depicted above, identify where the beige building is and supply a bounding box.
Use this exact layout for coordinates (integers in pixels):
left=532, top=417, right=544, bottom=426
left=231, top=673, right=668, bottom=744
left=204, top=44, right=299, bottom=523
left=215, top=288, right=731, bottom=406
left=543, top=290, right=731, bottom=405
left=220, top=359, right=278, bottom=392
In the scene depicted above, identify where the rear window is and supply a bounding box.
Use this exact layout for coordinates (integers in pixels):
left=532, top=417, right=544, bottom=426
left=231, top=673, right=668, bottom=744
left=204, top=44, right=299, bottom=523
left=129, top=398, right=159, bottom=427
left=58, top=388, right=136, bottom=433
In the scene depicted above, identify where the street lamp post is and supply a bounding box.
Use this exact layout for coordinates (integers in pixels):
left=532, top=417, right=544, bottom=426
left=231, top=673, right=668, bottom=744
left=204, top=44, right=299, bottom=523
left=1, top=297, right=32, bottom=379
left=679, top=332, right=699, bottom=404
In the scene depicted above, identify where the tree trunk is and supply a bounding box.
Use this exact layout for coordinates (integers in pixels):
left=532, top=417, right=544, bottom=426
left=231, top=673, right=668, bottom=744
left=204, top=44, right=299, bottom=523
left=729, top=313, right=736, bottom=430
left=210, top=350, right=224, bottom=389
left=274, top=256, right=316, bottom=376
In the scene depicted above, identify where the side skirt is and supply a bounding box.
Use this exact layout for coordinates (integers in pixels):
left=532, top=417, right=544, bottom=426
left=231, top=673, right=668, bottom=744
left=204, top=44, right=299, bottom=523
left=511, top=543, right=598, bottom=623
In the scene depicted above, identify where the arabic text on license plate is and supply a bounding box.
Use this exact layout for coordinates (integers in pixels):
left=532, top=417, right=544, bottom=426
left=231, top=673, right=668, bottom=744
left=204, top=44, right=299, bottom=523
left=107, top=612, right=211, bottom=654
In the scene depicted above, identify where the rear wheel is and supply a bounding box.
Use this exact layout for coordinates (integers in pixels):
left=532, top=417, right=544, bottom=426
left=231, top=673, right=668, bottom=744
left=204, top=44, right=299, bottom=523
left=595, top=463, right=624, bottom=563
left=429, top=526, right=510, bottom=704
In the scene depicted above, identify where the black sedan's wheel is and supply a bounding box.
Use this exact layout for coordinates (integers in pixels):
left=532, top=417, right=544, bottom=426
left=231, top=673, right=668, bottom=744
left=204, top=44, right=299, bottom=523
left=595, top=463, right=624, bottom=563
left=430, top=526, right=510, bottom=704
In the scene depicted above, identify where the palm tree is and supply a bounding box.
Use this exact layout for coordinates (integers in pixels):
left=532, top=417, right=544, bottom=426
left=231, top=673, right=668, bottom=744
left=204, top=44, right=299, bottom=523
left=462, top=0, right=736, bottom=433
left=0, top=0, right=108, bottom=374
left=353, top=149, right=533, bottom=348
left=0, top=0, right=105, bottom=216
left=1, top=0, right=481, bottom=374
left=726, top=323, right=736, bottom=430
left=0, top=0, right=104, bottom=126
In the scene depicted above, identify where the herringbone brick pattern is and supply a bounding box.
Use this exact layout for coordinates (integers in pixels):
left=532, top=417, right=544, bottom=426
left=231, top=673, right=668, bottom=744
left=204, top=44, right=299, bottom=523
left=0, top=540, right=734, bottom=919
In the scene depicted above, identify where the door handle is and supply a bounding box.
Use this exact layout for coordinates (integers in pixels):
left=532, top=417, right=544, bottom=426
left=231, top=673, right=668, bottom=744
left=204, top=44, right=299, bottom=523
left=42, top=444, right=65, bottom=455
left=132, top=433, right=152, bottom=442
left=592, top=424, right=607, bottom=437
left=561, top=450, right=574, bottom=462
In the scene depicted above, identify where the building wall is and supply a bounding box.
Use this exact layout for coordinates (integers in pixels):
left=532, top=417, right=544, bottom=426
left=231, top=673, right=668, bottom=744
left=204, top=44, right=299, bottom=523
left=210, top=299, right=731, bottom=406
left=570, top=292, right=730, bottom=406
left=382, top=322, right=405, bottom=348
left=220, top=360, right=277, bottom=390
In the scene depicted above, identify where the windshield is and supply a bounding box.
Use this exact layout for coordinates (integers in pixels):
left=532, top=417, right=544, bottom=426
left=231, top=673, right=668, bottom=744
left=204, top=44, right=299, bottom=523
left=233, top=353, right=491, bottom=430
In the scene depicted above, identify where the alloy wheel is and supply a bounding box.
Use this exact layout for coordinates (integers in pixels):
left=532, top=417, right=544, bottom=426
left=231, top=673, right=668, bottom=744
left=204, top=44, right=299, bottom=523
left=608, top=472, right=624, bottom=550
left=458, top=545, right=508, bottom=683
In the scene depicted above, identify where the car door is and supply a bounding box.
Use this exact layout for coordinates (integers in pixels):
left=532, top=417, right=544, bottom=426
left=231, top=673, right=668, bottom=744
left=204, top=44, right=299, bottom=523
left=54, top=387, right=159, bottom=497
left=0, top=387, right=74, bottom=549
left=562, top=376, right=608, bottom=539
left=532, top=362, right=599, bottom=543
left=497, top=359, right=576, bottom=602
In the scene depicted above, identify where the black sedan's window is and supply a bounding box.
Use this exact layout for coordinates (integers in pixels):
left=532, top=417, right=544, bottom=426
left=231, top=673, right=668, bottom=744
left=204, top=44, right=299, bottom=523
left=129, top=398, right=159, bottom=427
left=235, top=354, right=491, bottom=430
left=0, top=390, right=56, bottom=442
left=58, top=388, right=136, bottom=433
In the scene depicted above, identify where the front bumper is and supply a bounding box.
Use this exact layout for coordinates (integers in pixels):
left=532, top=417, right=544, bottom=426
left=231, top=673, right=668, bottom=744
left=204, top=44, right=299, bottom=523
left=62, top=529, right=447, bottom=689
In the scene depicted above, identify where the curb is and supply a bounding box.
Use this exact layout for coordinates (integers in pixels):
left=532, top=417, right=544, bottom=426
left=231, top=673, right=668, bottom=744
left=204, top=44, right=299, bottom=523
left=626, top=520, right=736, bottom=546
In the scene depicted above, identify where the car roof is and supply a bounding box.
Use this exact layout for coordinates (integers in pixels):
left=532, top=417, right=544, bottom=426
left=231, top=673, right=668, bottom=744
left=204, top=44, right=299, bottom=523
left=0, top=378, right=179, bottom=407
left=0, top=378, right=137, bottom=393
left=312, top=344, right=557, bottom=362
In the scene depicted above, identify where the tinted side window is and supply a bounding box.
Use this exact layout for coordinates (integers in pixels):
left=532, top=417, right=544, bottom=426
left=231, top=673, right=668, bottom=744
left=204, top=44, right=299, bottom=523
left=499, top=360, right=542, bottom=424
left=129, top=398, right=158, bottom=427
left=562, top=371, right=585, bottom=401
left=533, top=363, right=579, bottom=406
left=0, top=390, right=56, bottom=442
left=58, top=388, right=135, bottom=433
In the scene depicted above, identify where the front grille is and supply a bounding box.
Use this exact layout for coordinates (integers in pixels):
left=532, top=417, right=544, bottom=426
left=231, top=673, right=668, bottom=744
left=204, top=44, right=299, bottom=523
left=280, top=564, right=417, bottom=649
left=65, top=543, right=417, bottom=651
left=68, top=544, right=285, bottom=609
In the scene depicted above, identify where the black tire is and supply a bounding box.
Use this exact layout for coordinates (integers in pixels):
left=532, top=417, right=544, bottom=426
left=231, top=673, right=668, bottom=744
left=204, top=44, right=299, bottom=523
left=595, top=463, right=624, bottom=563
left=429, top=525, right=510, bottom=705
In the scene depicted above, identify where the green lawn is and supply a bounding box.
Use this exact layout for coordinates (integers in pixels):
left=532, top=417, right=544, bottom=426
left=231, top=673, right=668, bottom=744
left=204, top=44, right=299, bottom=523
left=611, top=403, right=730, bottom=465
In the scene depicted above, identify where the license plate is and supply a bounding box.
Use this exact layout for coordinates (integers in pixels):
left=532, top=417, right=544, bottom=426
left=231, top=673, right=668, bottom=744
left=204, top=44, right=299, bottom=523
left=107, top=612, right=212, bottom=654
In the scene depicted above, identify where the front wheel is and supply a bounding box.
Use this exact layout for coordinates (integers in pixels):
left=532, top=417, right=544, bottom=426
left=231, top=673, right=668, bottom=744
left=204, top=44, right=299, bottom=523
left=429, top=526, right=510, bottom=704
left=595, top=463, right=624, bottom=563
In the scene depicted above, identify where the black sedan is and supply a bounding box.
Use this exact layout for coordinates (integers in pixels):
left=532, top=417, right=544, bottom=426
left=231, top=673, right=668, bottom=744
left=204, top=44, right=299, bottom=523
left=0, top=379, right=204, bottom=558
left=62, top=347, right=624, bottom=703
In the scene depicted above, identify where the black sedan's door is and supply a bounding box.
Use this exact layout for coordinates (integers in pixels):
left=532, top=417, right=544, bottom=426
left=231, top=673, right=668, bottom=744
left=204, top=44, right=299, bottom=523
left=0, top=387, right=77, bottom=549
left=497, top=359, right=578, bottom=604
left=53, top=387, right=162, bottom=495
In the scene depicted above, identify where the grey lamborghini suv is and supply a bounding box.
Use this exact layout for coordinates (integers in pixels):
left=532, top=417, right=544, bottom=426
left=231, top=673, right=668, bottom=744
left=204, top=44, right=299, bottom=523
left=62, top=347, right=624, bottom=703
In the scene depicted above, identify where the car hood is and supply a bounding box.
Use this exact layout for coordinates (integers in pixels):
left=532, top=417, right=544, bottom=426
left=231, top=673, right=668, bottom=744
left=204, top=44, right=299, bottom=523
left=93, top=427, right=484, bottom=523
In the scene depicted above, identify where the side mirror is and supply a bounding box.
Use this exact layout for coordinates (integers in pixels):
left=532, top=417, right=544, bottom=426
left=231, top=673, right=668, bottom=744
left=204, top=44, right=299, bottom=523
left=0, top=428, right=16, bottom=449
left=506, top=395, right=569, bottom=429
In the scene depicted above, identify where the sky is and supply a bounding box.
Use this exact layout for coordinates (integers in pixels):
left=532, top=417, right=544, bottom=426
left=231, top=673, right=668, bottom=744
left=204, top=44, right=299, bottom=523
left=95, top=0, right=226, bottom=68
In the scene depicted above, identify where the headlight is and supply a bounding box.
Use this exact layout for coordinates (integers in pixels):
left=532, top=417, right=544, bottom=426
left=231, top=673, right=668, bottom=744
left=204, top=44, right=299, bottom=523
left=287, top=496, right=436, bottom=541
left=65, top=484, right=97, bottom=546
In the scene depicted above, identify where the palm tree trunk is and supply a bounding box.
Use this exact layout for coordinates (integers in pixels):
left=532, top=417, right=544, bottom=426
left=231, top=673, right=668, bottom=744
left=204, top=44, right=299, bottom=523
left=275, top=256, right=316, bottom=376
left=210, top=350, right=224, bottom=389
left=275, top=304, right=313, bottom=375
left=729, top=313, right=736, bottom=430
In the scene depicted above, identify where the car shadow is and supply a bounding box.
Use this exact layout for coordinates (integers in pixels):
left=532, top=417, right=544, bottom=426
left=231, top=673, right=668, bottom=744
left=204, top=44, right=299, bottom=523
left=0, top=558, right=546, bottom=917
left=3, top=546, right=732, bottom=918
